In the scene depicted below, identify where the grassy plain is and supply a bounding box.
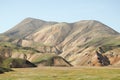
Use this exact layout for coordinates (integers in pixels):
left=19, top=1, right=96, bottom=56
left=0, top=67, right=120, bottom=80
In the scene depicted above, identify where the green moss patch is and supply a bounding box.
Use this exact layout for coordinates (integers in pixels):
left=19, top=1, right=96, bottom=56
left=33, top=54, right=72, bottom=67
left=2, top=58, right=36, bottom=68
left=32, top=54, right=56, bottom=64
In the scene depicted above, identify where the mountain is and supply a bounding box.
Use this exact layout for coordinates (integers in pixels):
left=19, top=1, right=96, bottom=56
left=25, top=20, right=119, bottom=45
left=1, top=18, right=120, bottom=67
left=3, top=17, right=57, bottom=40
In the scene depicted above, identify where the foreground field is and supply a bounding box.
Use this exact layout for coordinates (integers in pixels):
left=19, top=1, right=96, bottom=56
left=0, top=67, right=120, bottom=80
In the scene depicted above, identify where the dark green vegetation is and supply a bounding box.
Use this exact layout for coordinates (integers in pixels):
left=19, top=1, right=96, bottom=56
left=33, top=54, right=72, bottom=67
left=2, top=58, right=36, bottom=68
left=0, top=42, right=38, bottom=73
left=32, top=54, right=56, bottom=64
left=0, top=42, right=40, bottom=55
left=0, top=41, right=71, bottom=71
left=0, top=67, right=12, bottom=74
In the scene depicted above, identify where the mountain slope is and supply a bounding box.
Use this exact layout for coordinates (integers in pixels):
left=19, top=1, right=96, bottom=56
left=22, top=20, right=119, bottom=47
left=18, top=19, right=120, bottom=66
left=2, top=18, right=120, bottom=66
left=3, top=18, right=57, bottom=39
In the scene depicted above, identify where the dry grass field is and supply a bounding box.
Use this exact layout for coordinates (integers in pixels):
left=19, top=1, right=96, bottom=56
left=0, top=67, right=120, bottom=80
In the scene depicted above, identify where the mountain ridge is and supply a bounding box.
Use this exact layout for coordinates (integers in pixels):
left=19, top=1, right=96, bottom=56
left=3, top=18, right=119, bottom=40
left=1, top=17, right=120, bottom=66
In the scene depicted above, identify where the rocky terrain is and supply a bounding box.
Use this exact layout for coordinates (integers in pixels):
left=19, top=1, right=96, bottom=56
left=0, top=17, right=120, bottom=67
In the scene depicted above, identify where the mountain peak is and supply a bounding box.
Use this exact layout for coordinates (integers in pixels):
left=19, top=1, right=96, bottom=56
left=24, top=17, right=35, bottom=20
left=75, top=20, right=103, bottom=24
left=4, top=18, right=57, bottom=39
left=22, top=17, right=46, bottom=23
left=73, top=20, right=119, bottom=35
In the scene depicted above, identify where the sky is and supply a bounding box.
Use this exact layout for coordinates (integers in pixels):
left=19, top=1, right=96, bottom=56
left=0, top=0, right=120, bottom=33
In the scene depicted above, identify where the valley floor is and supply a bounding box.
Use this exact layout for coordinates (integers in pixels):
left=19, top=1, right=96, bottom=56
left=0, top=67, right=120, bottom=80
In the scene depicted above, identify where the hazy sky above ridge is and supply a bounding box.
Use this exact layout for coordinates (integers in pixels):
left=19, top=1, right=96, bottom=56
left=0, top=0, right=120, bottom=33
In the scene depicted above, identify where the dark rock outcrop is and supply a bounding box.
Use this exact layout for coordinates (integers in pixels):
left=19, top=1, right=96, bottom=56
left=93, top=51, right=110, bottom=66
